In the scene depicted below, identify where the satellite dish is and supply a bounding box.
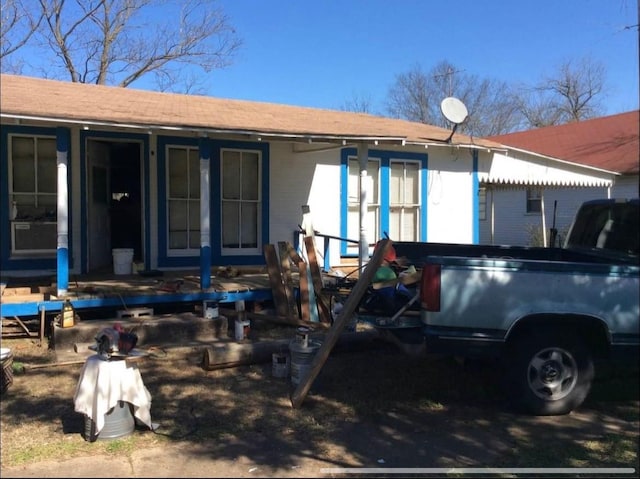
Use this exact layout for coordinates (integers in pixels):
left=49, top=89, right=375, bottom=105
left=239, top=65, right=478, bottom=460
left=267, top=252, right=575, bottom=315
left=440, top=96, right=468, bottom=142
left=441, top=97, right=468, bottom=124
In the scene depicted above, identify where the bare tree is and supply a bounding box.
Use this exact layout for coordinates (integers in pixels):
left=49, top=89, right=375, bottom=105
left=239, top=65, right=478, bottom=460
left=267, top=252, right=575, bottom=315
left=0, top=0, right=43, bottom=65
left=2, top=0, right=241, bottom=91
left=385, top=61, right=522, bottom=137
left=517, top=57, right=607, bottom=127
left=340, top=92, right=375, bottom=114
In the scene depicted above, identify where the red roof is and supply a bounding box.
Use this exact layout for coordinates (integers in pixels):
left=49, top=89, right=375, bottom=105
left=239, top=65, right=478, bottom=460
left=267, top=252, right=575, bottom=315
left=489, top=111, right=639, bottom=174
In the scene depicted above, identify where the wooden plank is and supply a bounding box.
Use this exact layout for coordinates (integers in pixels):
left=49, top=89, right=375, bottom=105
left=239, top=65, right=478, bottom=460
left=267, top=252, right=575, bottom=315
left=290, top=239, right=392, bottom=408
left=278, top=241, right=299, bottom=318
left=303, top=236, right=332, bottom=324
left=283, top=241, right=304, bottom=264
left=1, top=293, right=47, bottom=303
left=263, top=244, right=290, bottom=318
left=298, top=260, right=311, bottom=322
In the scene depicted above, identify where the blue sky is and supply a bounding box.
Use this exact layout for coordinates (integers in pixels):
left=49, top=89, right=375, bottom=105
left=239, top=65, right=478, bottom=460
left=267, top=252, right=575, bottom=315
left=199, top=0, right=638, bottom=116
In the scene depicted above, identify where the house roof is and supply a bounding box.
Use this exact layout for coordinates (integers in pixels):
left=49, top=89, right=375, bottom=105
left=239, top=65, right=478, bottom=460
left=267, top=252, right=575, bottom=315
left=0, top=73, right=502, bottom=150
left=489, top=111, right=639, bottom=175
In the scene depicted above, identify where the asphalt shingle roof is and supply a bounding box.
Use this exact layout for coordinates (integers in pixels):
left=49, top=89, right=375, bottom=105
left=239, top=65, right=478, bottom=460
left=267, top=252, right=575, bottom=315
left=0, top=73, right=501, bottom=149
left=489, top=111, right=639, bottom=174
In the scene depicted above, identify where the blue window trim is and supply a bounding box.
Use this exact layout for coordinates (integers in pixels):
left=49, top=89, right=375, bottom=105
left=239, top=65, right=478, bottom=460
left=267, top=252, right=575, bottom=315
left=472, top=149, right=479, bottom=244
left=157, top=137, right=269, bottom=268
left=79, top=130, right=150, bottom=273
left=340, top=148, right=428, bottom=258
left=0, top=125, right=63, bottom=272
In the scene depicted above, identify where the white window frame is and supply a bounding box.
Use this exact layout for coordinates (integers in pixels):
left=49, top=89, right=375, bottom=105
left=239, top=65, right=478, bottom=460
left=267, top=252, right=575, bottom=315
left=389, top=159, right=421, bottom=241
left=346, top=157, right=380, bottom=255
left=166, top=145, right=201, bottom=256
left=221, top=148, right=262, bottom=256
left=8, top=134, right=57, bottom=255
left=478, top=186, right=487, bottom=221
left=526, top=187, right=542, bottom=214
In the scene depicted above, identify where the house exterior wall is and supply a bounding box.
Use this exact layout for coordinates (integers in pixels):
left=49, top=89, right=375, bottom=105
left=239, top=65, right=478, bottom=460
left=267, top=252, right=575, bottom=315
left=1, top=117, right=621, bottom=276
left=1, top=121, right=483, bottom=275
left=426, top=147, right=477, bottom=244
left=479, top=174, right=639, bottom=247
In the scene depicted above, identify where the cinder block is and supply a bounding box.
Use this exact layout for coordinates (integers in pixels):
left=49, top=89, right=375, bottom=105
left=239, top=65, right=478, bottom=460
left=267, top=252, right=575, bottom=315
left=116, top=307, right=154, bottom=319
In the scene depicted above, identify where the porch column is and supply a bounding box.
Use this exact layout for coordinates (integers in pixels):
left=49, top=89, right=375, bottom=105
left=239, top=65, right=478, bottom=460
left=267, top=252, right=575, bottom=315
left=199, top=138, right=211, bottom=289
left=540, top=190, right=547, bottom=247
left=358, top=142, right=369, bottom=271
left=472, top=150, right=480, bottom=244
left=56, top=127, right=70, bottom=296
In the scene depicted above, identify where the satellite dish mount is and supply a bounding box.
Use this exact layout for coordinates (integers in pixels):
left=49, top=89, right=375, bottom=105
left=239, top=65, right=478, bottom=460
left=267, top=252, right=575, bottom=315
left=440, top=97, right=469, bottom=143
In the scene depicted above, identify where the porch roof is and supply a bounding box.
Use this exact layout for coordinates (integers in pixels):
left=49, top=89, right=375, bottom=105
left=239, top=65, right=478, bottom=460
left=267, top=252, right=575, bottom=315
left=478, top=150, right=615, bottom=188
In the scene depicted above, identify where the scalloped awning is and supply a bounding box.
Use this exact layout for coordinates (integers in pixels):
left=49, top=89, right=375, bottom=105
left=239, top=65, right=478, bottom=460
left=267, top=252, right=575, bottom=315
left=478, top=151, right=615, bottom=187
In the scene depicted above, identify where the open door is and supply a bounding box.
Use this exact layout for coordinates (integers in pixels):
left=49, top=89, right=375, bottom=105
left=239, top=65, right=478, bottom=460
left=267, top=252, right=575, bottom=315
left=87, top=140, right=112, bottom=272
left=87, top=140, right=142, bottom=273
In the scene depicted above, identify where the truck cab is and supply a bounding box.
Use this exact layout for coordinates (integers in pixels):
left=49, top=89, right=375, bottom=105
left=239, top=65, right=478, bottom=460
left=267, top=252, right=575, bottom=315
left=564, top=198, right=639, bottom=261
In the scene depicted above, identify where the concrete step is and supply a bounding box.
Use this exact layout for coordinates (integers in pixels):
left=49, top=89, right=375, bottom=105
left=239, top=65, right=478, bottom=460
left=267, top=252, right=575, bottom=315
left=51, top=312, right=229, bottom=357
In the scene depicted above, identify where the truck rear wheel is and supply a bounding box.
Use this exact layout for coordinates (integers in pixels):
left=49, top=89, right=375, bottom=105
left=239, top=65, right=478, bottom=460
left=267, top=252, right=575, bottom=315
left=505, top=331, right=594, bottom=415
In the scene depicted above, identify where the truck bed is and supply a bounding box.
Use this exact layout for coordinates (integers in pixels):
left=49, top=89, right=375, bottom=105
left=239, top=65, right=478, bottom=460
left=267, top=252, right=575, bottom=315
left=393, top=241, right=639, bottom=268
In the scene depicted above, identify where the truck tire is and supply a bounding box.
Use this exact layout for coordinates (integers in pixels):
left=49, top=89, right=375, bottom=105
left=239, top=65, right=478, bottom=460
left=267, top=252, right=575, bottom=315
left=505, top=330, right=594, bottom=415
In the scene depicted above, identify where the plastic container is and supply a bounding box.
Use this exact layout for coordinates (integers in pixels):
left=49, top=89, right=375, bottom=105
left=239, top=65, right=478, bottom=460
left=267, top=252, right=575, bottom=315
left=1, top=348, right=13, bottom=395
left=112, top=248, right=134, bottom=275
left=234, top=315, right=250, bottom=341
left=203, top=301, right=219, bottom=319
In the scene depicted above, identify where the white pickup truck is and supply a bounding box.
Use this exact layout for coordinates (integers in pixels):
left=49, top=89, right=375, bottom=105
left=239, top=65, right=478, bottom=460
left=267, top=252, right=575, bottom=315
left=391, top=198, right=639, bottom=416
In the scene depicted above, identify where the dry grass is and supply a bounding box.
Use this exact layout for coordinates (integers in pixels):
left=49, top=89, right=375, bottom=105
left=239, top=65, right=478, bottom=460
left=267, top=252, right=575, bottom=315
left=1, top=328, right=639, bottom=472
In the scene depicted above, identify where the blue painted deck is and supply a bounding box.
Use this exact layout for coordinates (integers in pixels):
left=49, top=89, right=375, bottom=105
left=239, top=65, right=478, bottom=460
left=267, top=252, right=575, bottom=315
left=1, top=270, right=277, bottom=319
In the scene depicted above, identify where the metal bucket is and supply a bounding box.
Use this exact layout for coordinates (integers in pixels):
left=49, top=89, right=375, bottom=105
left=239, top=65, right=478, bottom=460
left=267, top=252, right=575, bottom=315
left=289, top=339, right=321, bottom=385
left=83, top=400, right=135, bottom=442
left=272, top=352, right=290, bottom=379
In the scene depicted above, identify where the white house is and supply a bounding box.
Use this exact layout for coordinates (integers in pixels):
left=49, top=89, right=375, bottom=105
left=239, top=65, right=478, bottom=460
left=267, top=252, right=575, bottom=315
left=487, top=110, right=639, bottom=247
left=0, top=74, right=617, bottom=296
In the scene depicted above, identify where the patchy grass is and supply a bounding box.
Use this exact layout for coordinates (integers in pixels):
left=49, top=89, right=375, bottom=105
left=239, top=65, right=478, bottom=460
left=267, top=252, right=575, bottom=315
left=1, top=334, right=638, bottom=471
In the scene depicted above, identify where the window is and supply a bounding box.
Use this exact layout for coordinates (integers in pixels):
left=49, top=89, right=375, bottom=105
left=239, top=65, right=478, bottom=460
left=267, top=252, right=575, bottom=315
left=9, top=135, right=57, bottom=253
left=478, top=187, right=487, bottom=221
left=526, top=187, right=542, bottom=214
left=389, top=160, right=420, bottom=241
left=347, top=157, right=380, bottom=254
left=221, top=149, right=261, bottom=252
left=167, top=146, right=200, bottom=252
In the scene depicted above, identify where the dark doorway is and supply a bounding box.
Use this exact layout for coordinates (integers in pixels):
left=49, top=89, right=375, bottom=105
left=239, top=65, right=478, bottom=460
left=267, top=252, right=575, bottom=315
left=109, top=143, right=142, bottom=262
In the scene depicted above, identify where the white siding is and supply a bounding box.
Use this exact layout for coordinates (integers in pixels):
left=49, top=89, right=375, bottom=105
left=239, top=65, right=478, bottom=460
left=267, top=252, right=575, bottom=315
left=479, top=180, right=638, bottom=247
left=426, top=148, right=475, bottom=243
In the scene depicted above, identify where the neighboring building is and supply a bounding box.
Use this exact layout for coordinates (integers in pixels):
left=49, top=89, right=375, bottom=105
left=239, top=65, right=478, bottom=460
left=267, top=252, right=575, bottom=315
left=486, top=110, right=639, bottom=247
left=0, top=74, right=617, bottom=295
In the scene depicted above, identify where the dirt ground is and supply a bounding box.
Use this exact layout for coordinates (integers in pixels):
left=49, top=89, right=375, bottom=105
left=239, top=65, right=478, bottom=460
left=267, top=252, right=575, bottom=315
left=1, top=323, right=639, bottom=478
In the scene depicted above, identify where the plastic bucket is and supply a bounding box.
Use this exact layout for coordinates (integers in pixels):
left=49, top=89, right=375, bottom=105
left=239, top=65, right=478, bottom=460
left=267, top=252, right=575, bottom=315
left=203, top=301, right=219, bottom=319
left=289, top=339, right=321, bottom=385
left=112, top=248, right=134, bottom=275
left=1, top=349, right=13, bottom=395
left=234, top=316, right=250, bottom=341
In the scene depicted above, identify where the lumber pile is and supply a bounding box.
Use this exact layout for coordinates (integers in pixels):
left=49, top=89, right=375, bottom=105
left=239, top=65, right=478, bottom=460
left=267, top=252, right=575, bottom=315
left=262, top=239, right=332, bottom=326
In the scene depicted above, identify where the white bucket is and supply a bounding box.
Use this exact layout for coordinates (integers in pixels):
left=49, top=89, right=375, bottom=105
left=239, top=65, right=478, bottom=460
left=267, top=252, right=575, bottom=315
left=234, top=317, right=250, bottom=341
left=203, top=301, right=219, bottom=319
left=112, top=248, right=134, bottom=275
